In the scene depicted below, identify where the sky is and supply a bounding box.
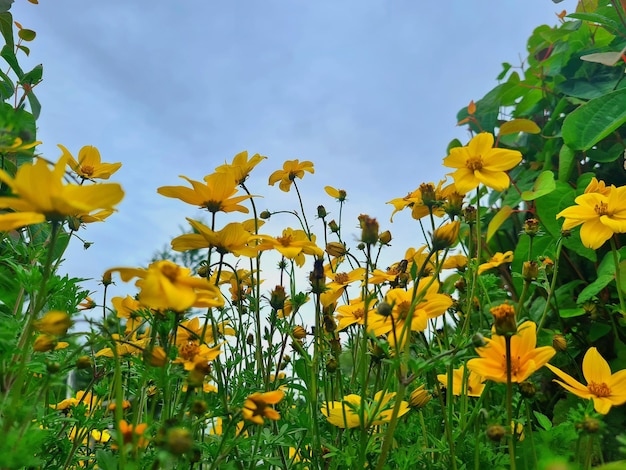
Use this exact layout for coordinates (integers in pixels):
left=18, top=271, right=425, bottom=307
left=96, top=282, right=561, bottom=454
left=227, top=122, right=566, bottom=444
left=9, top=0, right=577, bottom=301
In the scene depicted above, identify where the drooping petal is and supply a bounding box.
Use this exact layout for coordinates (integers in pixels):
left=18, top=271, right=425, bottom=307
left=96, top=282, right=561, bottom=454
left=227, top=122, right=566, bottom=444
left=545, top=363, right=590, bottom=396
left=579, top=218, right=614, bottom=249
left=0, top=211, right=46, bottom=231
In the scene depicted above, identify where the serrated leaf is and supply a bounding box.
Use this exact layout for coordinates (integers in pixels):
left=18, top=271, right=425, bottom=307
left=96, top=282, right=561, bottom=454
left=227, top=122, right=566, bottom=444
left=521, top=171, right=556, bottom=201
left=17, top=28, right=35, bottom=41
left=486, top=205, right=513, bottom=242
left=499, top=119, right=541, bottom=136
left=562, top=88, right=626, bottom=151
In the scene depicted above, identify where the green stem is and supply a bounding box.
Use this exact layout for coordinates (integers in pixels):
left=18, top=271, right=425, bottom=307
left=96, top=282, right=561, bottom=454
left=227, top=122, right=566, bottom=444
left=610, top=238, right=626, bottom=315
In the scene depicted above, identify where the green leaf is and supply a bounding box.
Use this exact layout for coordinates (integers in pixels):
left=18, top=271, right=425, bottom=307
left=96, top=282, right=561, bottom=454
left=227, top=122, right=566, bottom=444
left=0, top=12, right=13, bottom=50
left=521, top=171, right=556, bottom=201
left=0, top=43, right=22, bottom=77
left=558, top=145, right=576, bottom=182
left=567, top=12, right=622, bottom=33
left=562, top=87, right=626, bottom=151
left=16, top=43, right=28, bottom=56
left=486, top=205, right=513, bottom=242
left=20, top=63, right=41, bottom=85
left=577, top=251, right=615, bottom=304
left=533, top=411, right=552, bottom=431
left=26, top=89, right=40, bottom=120
left=0, top=0, right=13, bottom=14
left=17, top=28, right=35, bottom=41
left=559, top=307, right=586, bottom=318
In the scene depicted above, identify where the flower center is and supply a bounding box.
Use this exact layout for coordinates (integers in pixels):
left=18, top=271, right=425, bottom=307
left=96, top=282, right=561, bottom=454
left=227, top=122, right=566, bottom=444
left=179, top=342, right=200, bottom=361
left=334, top=273, right=349, bottom=284
left=160, top=263, right=180, bottom=282
left=353, top=307, right=364, bottom=319
left=203, top=200, right=223, bottom=213
left=594, top=201, right=609, bottom=216
left=588, top=381, right=611, bottom=397
left=466, top=156, right=483, bottom=171
left=396, top=301, right=411, bottom=320
left=276, top=234, right=293, bottom=246
left=80, top=165, right=95, bottom=176
left=501, top=354, right=522, bottom=379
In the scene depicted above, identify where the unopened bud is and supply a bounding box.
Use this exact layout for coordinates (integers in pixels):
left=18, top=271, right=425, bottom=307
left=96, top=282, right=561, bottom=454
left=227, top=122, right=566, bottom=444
left=490, top=302, right=517, bottom=336
left=409, top=385, right=431, bottom=408
left=523, top=218, right=540, bottom=237
left=518, top=381, right=536, bottom=398
left=191, top=400, right=208, bottom=416
left=309, top=259, right=326, bottom=294
left=328, top=219, right=339, bottom=233
left=102, top=270, right=113, bottom=286
left=581, top=417, right=600, bottom=434
left=292, top=325, right=307, bottom=339
left=486, top=424, right=506, bottom=442
left=76, top=356, right=93, bottom=370
left=378, top=230, right=392, bottom=245
left=552, top=333, right=567, bottom=352
left=166, top=427, right=193, bottom=455
left=260, top=210, right=271, bottom=220
left=269, top=285, right=287, bottom=311
left=377, top=301, right=393, bottom=317
left=419, top=183, right=437, bottom=208
left=522, top=260, right=539, bottom=282
left=326, top=357, right=338, bottom=372
left=432, top=221, right=460, bottom=250
left=326, top=242, right=347, bottom=257
left=317, top=205, right=327, bottom=218
left=463, top=206, right=476, bottom=224
left=358, top=214, right=379, bottom=245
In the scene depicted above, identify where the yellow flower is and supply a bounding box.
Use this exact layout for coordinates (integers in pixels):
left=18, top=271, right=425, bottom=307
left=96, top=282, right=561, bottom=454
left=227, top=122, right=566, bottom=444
left=176, top=317, right=234, bottom=346
left=442, top=254, right=468, bottom=270
left=171, top=219, right=262, bottom=257
left=258, top=228, right=323, bottom=267
left=115, top=420, right=149, bottom=449
left=59, top=144, right=122, bottom=180
left=336, top=298, right=370, bottom=331
left=478, top=251, right=514, bottom=275
left=34, top=311, right=71, bottom=336
left=584, top=177, right=611, bottom=196
left=268, top=159, right=314, bottom=192
left=106, top=260, right=224, bottom=312
left=321, top=391, right=410, bottom=428
left=242, top=390, right=285, bottom=425
left=467, top=321, right=555, bottom=383
left=157, top=173, right=253, bottom=213
left=368, top=278, right=452, bottom=348
left=111, top=295, right=146, bottom=334
left=442, top=132, right=522, bottom=194
left=546, top=347, right=626, bottom=414
left=51, top=390, right=102, bottom=412
left=173, top=342, right=222, bottom=372
left=95, top=333, right=149, bottom=358
left=431, top=220, right=460, bottom=250
left=320, top=266, right=366, bottom=307
left=387, top=180, right=455, bottom=221
left=324, top=186, right=347, bottom=202
left=0, top=155, right=124, bottom=231
left=437, top=365, right=485, bottom=397
left=556, top=184, right=626, bottom=249
left=214, top=150, right=266, bottom=185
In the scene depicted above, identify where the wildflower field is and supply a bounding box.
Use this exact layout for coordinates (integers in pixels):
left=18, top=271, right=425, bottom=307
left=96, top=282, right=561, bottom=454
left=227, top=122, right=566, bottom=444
left=3, top=1, right=626, bottom=469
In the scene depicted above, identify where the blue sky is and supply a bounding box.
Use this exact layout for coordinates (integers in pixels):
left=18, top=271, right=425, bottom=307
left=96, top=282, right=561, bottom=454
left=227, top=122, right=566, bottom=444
left=10, top=1, right=576, bottom=300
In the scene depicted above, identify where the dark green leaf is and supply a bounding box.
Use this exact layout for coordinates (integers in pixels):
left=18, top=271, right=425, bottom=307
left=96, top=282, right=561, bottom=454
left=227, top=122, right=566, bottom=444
left=0, top=12, right=13, bottom=50
left=562, top=87, right=626, bottom=150
left=20, top=63, right=41, bottom=85
left=0, top=43, right=22, bottom=77
left=0, top=0, right=13, bottom=14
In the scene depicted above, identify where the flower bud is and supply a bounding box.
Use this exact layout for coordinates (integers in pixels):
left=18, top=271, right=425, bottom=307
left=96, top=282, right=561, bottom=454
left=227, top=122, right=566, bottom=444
left=490, top=303, right=517, bottom=336
left=323, top=315, right=336, bottom=333
left=260, top=210, right=271, bottom=219
left=317, top=205, right=327, bottom=218
left=443, top=191, right=464, bottom=218
left=523, top=218, right=540, bottom=237
left=247, top=333, right=255, bottom=345
left=326, top=242, right=347, bottom=257
left=292, top=325, right=307, bottom=339
left=102, top=270, right=113, bottom=286
left=419, top=183, right=437, bottom=208
left=33, top=334, right=56, bottom=352
left=191, top=400, right=208, bottom=416
left=518, top=381, right=536, bottom=398
left=378, top=230, right=392, bottom=245
left=76, top=355, right=93, bottom=370
left=35, top=311, right=72, bottom=336
left=328, top=219, right=339, bottom=233
left=472, top=333, right=486, bottom=348
left=552, top=333, right=567, bottom=352
left=269, top=285, right=287, bottom=311
left=326, top=357, right=338, bottom=372
left=432, top=221, right=460, bottom=250
left=166, top=427, right=193, bottom=455
left=46, top=361, right=61, bottom=373
left=581, top=416, right=600, bottom=434
left=309, top=259, right=326, bottom=294
left=68, top=216, right=82, bottom=231
left=486, top=424, right=506, bottom=442
left=522, top=260, right=539, bottom=282
left=463, top=206, right=476, bottom=224
left=358, top=214, right=379, bottom=245
left=377, top=301, right=393, bottom=317
left=409, top=385, right=431, bottom=408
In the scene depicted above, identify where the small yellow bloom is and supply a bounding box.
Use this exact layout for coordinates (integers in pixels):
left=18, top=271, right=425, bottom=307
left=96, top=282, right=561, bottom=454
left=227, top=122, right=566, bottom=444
left=258, top=228, right=323, bottom=267
left=106, top=260, right=224, bottom=312
left=335, top=298, right=370, bottom=331
left=431, top=220, right=460, bottom=250
left=242, top=390, right=285, bottom=425
left=33, top=334, right=56, bottom=352
left=546, top=347, right=626, bottom=414
left=35, top=311, right=71, bottom=336
left=409, top=384, right=431, bottom=408
left=214, top=150, right=266, bottom=184
left=268, top=159, right=314, bottom=192
left=556, top=184, right=626, bottom=249
left=59, top=144, right=122, bottom=180
left=324, top=186, right=347, bottom=202
left=0, top=155, right=124, bottom=231
left=437, top=365, right=485, bottom=397
left=478, top=251, right=514, bottom=275
left=467, top=321, right=555, bottom=383
left=443, top=132, right=522, bottom=194
left=321, top=391, right=410, bottom=428
left=171, top=219, right=263, bottom=257
left=157, top=173, right=254, bottom=213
